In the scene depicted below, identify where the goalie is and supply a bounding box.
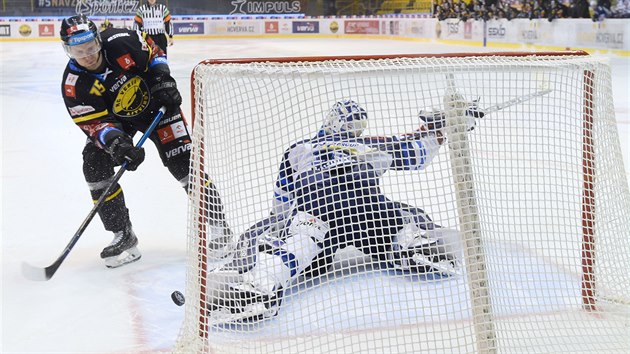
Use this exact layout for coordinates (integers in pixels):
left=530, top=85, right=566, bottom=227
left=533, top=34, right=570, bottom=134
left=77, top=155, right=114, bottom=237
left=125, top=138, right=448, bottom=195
left=207, top=99, right=483, bottom=324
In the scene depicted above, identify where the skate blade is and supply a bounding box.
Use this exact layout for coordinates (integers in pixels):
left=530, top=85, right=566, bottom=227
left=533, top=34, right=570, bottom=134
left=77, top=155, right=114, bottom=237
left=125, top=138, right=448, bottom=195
left=104, top=247, right=142, bottom=269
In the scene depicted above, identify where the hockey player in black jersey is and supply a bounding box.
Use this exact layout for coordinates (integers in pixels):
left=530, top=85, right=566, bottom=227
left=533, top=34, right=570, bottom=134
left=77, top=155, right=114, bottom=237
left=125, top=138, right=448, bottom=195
left=206, top=100, right=483, bottom=324
left=59, top=15, right=228, bottom=268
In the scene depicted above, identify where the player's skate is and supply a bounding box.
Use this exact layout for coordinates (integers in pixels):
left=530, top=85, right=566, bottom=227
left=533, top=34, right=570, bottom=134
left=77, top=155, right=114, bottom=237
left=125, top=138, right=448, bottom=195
left=100, top=224, right=141, bottom=268
left=389, top=223, right=462, bottom=277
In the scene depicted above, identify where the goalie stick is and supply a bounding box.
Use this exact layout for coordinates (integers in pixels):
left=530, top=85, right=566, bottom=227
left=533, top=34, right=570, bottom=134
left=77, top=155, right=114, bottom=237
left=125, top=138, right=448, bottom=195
left=421, top=88, right=554, bottom=123
left=22, top=106, right=168, bottom=281
left=481, top=88, right=553, bottom=115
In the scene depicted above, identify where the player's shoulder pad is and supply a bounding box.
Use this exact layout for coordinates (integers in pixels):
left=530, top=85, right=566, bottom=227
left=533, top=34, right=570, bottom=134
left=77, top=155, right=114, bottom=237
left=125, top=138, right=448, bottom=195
left=100, top=28, right=134, bottom=45
left=101, top=28, right=148, bottom=55
left=102, top=29, right=149, bottom=70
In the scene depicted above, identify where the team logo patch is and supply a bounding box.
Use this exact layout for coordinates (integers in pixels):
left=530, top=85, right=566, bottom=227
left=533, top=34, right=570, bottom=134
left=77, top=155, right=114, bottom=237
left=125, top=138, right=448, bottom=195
left=116, top=53, right=135, bottom=70
left=65, top=85, right=76, bottom=98
left=64, top=73, right=78, bottom=98
left=113, top=76, right=149, bottom=117
left=157, top=121, right=187, bottom=143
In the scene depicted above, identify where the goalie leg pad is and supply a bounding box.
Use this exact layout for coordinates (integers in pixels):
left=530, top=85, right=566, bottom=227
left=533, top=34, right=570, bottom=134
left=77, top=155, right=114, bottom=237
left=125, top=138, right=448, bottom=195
left=206, top=271, right=281, bottom=324
left=206, top=211, right=329, bottom=324
left=238, top=211, right=328, bottom=296
left=283, top=210, right=329, bottom=271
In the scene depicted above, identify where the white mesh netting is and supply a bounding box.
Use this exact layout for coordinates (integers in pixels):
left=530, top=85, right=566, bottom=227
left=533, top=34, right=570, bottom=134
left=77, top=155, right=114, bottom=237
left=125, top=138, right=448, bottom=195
left=176, top=53, right=630, bottom=353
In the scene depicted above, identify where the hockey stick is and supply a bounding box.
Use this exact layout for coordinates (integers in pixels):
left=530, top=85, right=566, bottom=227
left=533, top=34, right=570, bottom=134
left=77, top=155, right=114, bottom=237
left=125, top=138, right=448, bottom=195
left=481, top=88, right=553, bottom=115
left=418, top=88, right=553, bottom=130
left=22, top=106, right=168, bottom=281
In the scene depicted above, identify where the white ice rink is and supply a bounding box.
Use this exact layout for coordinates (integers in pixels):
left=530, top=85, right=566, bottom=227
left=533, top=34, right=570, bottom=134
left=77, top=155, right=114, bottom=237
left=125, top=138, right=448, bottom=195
left=1, top=37, right=629, bottom=353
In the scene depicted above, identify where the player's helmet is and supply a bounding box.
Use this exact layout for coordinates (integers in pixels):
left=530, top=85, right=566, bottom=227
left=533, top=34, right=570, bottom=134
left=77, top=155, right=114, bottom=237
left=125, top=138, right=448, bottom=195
left=60, top=14, right=102, bottom=59
left=321, top=100, right=368, bottom=138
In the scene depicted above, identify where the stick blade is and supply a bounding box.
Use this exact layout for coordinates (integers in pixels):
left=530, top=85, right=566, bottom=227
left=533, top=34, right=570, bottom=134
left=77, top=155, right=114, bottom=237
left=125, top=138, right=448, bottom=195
left=22, top=262, right=52, bottom=281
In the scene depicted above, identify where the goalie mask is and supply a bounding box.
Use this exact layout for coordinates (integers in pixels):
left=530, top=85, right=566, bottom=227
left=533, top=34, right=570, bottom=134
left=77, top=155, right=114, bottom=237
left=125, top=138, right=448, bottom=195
left=321, top=100, right=368, bottom=138
left=60, top=14, right=102, bottom=59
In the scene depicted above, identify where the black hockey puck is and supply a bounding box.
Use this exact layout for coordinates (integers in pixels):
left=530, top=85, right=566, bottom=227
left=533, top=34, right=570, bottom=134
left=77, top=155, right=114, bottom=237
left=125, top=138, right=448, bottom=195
left=171, top=290, right=185, bottom=306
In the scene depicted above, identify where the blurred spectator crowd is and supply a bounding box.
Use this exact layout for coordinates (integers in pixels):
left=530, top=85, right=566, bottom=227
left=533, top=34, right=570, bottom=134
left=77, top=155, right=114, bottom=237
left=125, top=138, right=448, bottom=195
left=433, top=0, right=630, bottom=21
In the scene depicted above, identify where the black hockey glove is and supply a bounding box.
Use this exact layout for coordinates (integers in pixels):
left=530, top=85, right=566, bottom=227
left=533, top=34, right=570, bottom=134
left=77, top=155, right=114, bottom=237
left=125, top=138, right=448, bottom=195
left=150, top=77, right=182, bottom=110
left=108, top=135, right=145, bottom=171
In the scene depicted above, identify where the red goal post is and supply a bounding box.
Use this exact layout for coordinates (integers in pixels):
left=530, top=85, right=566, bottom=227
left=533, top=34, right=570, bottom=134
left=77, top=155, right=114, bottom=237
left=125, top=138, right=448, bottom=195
left=178, top=51, right=630, bottom=354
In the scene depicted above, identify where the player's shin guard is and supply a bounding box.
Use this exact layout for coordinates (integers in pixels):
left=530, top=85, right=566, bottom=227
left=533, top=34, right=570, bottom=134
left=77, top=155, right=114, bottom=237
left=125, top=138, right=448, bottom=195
left=89, top=182, right=130, bottom=232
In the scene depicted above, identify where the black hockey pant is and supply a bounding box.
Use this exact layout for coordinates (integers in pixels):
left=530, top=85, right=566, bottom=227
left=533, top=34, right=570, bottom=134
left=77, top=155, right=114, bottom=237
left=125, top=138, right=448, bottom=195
left=82, top=109, right=224, bottom=232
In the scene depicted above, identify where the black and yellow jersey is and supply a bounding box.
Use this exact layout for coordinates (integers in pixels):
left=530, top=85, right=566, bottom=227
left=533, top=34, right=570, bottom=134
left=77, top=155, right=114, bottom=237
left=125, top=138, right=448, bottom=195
left=61, top=27, right=170, bottom=148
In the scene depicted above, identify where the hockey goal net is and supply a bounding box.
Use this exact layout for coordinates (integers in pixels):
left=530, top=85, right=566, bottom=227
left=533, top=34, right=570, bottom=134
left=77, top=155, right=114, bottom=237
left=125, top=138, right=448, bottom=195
left=176, top=52, right=630, bottom=353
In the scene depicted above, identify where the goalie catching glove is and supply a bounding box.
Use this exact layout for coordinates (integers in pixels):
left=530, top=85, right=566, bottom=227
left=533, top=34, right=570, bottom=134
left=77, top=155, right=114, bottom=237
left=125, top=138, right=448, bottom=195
left=419, top=99, right=485, bottom=132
